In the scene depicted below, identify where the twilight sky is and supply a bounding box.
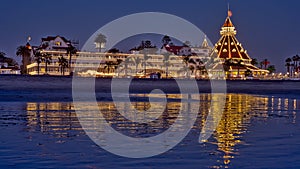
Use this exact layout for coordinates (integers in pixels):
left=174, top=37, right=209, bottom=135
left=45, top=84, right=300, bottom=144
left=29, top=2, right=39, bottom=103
left=0, top=0, right=299, bottom=72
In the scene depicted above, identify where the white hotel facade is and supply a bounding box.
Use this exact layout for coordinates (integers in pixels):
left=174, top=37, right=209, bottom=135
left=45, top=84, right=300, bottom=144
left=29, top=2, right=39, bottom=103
left=27, top=36, right=212, bottom=78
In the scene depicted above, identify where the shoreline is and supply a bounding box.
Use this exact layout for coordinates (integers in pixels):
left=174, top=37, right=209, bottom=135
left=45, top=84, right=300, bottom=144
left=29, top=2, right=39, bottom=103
left=1, top=75, right=300, bottom=102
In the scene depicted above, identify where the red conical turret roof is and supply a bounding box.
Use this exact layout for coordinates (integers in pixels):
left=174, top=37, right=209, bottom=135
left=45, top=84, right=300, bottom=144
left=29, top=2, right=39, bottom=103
left=223, top=17, right=234, bottom=27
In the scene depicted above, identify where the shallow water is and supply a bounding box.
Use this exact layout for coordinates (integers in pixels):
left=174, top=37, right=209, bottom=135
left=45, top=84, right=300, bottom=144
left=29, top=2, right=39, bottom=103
left=0, top=94, right=300, bottom=168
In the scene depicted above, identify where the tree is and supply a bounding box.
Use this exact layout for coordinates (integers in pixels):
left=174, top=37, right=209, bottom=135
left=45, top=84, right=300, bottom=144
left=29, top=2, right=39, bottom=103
left=183, top=41, right=191, bottom=47
left=0, top=52, right=5, bottom=58
left=162, top=35, right=171, bottom=45
left=245, top=69, right=252, bottom=77
left=182, top=55, right=191, bottom=78
left=66, top=45, right=77, bottom=76
left=189, top=65, right=195, bottom=75
left=41, top=53, right=52, bottom=74
left=133, top=57, right=142, bottom=75
left=285, top=58, right=292, bottom=76
left=236, top=60, right=244, bottom=77
left=16, top=44, right=31, bottom=74
left=142, top=51, right=152, bottom=77
left=104, top=61, right=115, bottom=74
left=292, top=54, right=300, bottom=73
left=122, top=57, right=133, bottom=77
left=0, top=52, right=18, bottom=67
left=251, top=58, right=258, bottom=66
left=261, top=59, right=270, bottom=70
left=223, top=58, right=234, bottom=72
left=94, top=33, right=107, bottom=52
left=33, top=51, right=43, bottom=75
left=162, top=52, right=172, bottom=78
left=267, top=65, right=276, bottom=74
left=108, top=48, right=121, bottom=53
left=104, top=59, right=122, bottom=75
left=58, top=56, right=68, bottom=75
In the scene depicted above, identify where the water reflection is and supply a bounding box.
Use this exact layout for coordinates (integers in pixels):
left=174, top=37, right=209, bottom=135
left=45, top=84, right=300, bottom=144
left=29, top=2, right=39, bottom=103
left=24, top=94, right=298, bottom=167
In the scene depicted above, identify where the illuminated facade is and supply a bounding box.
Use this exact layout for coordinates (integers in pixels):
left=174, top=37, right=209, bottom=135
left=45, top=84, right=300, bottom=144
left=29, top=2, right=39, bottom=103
left=211, top=11, right=269, bottom=78
left=27, top=35, right=213, bottom=78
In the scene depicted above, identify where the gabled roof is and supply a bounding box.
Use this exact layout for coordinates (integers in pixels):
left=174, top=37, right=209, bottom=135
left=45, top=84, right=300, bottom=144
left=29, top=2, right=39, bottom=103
left=201, top=36, right=209, bottom=48
left=42, top=35, right=71, bottom=43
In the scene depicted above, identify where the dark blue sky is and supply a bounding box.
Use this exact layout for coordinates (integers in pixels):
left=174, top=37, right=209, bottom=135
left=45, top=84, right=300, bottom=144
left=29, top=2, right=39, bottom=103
left=1, top=0, right=299, bottom=72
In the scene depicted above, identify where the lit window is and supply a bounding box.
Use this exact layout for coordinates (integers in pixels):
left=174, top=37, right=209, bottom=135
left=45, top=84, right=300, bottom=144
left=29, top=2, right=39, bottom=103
left=232, top=49, right=237, bottom=52
left=223, top=49, right=228, bottom=52
left=55, top=41, right=61, bottom=46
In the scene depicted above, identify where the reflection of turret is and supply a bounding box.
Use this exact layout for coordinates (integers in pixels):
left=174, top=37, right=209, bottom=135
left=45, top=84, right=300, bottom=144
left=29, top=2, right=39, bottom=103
left=210, top=94, right=270, bottom=167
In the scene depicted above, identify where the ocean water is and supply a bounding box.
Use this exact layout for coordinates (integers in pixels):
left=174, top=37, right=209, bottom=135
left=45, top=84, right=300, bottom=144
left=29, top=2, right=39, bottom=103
left=0, top=93, right=299, bottom=169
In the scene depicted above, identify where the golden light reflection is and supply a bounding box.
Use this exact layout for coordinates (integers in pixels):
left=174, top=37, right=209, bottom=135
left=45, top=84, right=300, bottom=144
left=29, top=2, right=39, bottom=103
left=25, top=94, right=298, bottom=167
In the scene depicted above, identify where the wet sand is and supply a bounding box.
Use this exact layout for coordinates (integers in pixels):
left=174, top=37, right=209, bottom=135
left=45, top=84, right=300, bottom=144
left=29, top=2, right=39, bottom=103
left=1, top=75, right=300, bottom=102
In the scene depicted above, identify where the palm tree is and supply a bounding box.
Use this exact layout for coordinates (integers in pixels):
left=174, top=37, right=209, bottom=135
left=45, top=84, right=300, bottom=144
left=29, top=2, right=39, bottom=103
left=224, top=59, right=232, bottom=78
left=251, top=58, right=258, bottom=66
left=262, top=59, right=270, bottom=70
left=142, top=50, right=152, bottom=77
left=33, top=51, right=43, bottom=75
left=223, top=58, right=234, bottom=72
left=104, top=61, right=115, bottom=74
left=162, top=52, right=172, bottom=78
left=16, top=44, right=31, bottom=74
left=122, top=57, right=133, bottom=77
left=104, top=59, right=122, bottom=75
left=0, top=52, right=5, bottom=58
left=182, top=55, right=191, bottom=78
left=94, top=33, right=107, bottom=52
left=259, top=61, right=263, bottom=69
left=58, top=56, right=69, bottom=75
left=267, top=65, right=276, bottom=74
left=236, top=60, right=244, bottom=77
left=285, top=58, right=292, bottom=76
left=67, top=45, right=77, bottom=76
left=41, top=53, right=52, bottom=74
left=195, top=65, right=205, bottom=78
left=133, top=57, right=142, bottom=75
left=162, top=35, right=171, bottom=45
left=189, top=65, right=195, bottom=75
left=292, top=54, right=300, bottom=73
left=245, top=69, right=252, bottom=77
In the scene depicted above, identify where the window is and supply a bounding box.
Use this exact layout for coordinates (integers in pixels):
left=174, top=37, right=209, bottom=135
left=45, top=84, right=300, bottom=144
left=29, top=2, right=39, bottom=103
left=55, top=41, right=61, bottom=46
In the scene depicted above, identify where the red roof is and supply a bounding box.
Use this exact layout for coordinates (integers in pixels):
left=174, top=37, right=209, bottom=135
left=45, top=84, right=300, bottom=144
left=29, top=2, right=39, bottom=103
left=223, top=17, right=234, bottom=27
left=215, top=25, right=251, bottom=60
left=165, top=45, right=183, bottom=55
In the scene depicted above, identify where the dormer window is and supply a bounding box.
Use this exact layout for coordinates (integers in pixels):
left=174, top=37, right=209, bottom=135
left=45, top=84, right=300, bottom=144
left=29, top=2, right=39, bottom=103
left=55, top=41, right=61, bottom=46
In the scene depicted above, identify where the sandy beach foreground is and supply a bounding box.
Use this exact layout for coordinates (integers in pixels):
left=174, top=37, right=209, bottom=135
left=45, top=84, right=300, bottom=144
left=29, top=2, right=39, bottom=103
left=1, top=75, right=300, bottom=102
